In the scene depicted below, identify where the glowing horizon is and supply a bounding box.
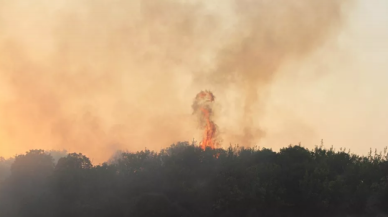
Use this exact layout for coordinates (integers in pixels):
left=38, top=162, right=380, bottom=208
left=1, top=0, right=387, bottom=163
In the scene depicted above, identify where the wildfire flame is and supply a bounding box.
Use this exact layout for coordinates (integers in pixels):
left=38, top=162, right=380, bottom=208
left=192, top=90, right=218, bottom=150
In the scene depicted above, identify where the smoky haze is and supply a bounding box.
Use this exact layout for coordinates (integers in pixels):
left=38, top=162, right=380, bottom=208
left=0, top=0, right=352, bottom=163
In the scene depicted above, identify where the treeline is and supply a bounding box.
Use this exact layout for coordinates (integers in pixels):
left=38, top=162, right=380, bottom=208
left=1, top=142, right=388, bottom=217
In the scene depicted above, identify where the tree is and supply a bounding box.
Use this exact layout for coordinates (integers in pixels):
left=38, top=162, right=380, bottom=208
left=1, top=144, right=388, bottom=217
left=7, top=150, right=55, bottom=217
left=0, top=156, right=14, bottom=182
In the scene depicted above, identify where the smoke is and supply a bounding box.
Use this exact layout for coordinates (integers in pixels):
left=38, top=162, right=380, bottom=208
left=192, top=90, right=218, bottom=149
left=201, top=0, right=353, bottom=146
left=0, top=0, right=352, bottom=163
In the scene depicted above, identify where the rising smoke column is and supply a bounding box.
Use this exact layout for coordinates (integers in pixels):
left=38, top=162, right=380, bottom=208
left=192, top=91, right=218, bottom=150
left=0, top=0, right=353, bottom=162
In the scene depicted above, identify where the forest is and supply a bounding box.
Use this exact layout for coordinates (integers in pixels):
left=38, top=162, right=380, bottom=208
left=1, top=142, right=388, bottom=217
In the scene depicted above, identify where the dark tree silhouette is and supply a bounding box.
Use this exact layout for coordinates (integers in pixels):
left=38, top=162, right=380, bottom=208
left=1, top=143, right=388, bottom=217
left=4, top=150, right=54, bottom=217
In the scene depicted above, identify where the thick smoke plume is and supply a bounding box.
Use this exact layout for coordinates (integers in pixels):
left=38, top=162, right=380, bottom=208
left=0, top=0, right=352, bottom=163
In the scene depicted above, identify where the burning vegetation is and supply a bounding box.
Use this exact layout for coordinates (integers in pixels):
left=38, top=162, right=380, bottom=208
left=192, top=91, right=218, bottom=150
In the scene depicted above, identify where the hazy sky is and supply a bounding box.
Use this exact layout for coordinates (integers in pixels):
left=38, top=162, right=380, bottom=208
left=0, top=0, right=387, bottom=163
left=261, top=0, right=388, bottom=154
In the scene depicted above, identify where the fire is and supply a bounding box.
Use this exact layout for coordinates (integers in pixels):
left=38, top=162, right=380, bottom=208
left=192, top=90, right=218, bottom=150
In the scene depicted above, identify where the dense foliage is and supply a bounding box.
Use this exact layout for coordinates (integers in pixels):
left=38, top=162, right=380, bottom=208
left=1, top=142, right=388, bottom=217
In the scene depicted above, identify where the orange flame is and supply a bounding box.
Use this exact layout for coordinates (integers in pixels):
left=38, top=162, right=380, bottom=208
left=192, top=90, right=218, bottom=150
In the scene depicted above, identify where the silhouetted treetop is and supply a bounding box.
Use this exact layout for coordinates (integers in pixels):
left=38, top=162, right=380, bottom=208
left=1, top=143, right=388, bottom=217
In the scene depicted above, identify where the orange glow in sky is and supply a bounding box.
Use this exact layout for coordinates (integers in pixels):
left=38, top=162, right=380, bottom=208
left=1, top=0, right=387, bottom=163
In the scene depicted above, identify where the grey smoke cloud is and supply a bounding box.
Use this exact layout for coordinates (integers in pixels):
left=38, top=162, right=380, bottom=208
left=0, top=0, right=352, bottom=163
